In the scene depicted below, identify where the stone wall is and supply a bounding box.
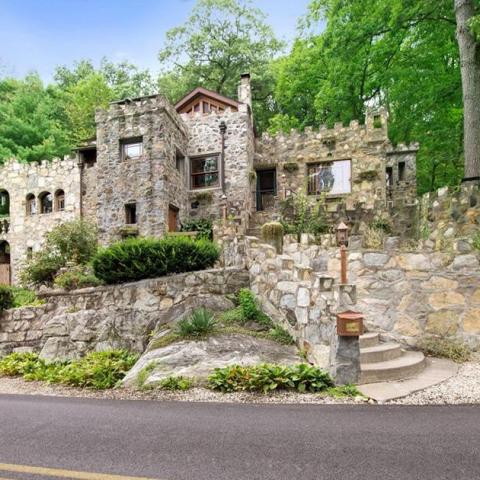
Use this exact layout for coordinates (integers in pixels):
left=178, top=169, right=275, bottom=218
left=0, top=267, right=249, bottom=359
left=180, top=104, right=255, bottom=228
left=0, top=159, right=81, bottom=283
left=281, top=237, right=480, bottom=349
left=417, top=183, right=480, bottom=252
left=253, top=109, right=418, bottom=234
left=94, top=96, right=190, bottom=244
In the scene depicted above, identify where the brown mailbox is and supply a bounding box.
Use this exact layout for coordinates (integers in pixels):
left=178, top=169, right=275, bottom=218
left=336, top=311, right=364, bottom=337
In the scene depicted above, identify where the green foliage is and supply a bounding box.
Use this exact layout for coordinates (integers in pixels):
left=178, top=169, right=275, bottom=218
left=208, top=363, right=334, bottom=394
left=274, top=0, right=464, bottom=193
left=92, top=236, right=219, bottom=284
left=54, top=267, right=103, bottom=291
left=0, top=286, right=14, bottom=312
left=326, top=384, right=362, bottom=398
left=238, top=288, right=259, bottom=321
left=159, top=376, right=193, bottom=391
left=472, top=231, right=480, bottom=251
left=20, top=220, right=98, bottom=286
left=280, top=190, right=329, bottom=240
left=267, top=325, right=295, bottom=345
left=0, top=350, right=138, bottom=389
left=180, top=218, right=213, bottom=240
left=157, top=0, right=284, bottom=132
left=418, top=336, right=472, bottom=363
left=10, top=287, right=44, bottom=308
left=369, top=216, right=393, bottom=235
left=176, top=308, right=217, bottom=337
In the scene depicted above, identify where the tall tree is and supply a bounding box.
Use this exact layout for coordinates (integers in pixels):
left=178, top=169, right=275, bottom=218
left=455, top=0, right=480, bottom=182
left=157, top=0, right=284, bottom=130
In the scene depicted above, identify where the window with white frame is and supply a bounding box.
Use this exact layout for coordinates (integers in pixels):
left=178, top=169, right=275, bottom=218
left=121, top=138, right=143, bottom=160
left=307, top=160, right=352, bottom=195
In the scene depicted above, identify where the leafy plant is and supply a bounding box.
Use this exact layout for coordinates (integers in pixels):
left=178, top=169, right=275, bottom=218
left=20, top=220, right=98, bottom=286
left=159, top=376, right=193, bottom=391
left=9, top=287, right=44, bottom=308
left=207, top=363, right=334, bottom=394
left=363, top=225, right=385, bottom=249
left=370, top=216, right=393, bottom=234
left=472, top=231, right=480, bottom=251
left=0, top=285, right=14, bottom=312
left=92, top=236, right=219, bottom=284
left=54, top=267, right=102, bottom=290
left=176, top=308, right=216, bottom=337
left=268, top=325, right=295, bottom=345
left=180, top=218, right=213, bottom=240
left=0, top=350, right=138, bottom=390
left=238, top=288, right=259, bottom=321
left=418, top=336, right=472, bottom=363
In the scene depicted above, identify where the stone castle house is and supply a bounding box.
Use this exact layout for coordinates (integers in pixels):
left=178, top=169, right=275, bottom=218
left=0, top=74, right=417, bottom=285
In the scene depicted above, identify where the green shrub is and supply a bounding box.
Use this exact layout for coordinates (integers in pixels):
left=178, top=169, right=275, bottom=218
left=238, top=288, right=259, bottom=321
left=92, top=236, right=219, bottom=284
left=159, top=376, right=193, bottom=391
left=208, top=363, right=334, bottom=394
left=0, top=350, right=138, bottom=390
left=180, top=218, right=213, bottom=240
left=20, top=220, right=98, bottom=286
left=54, top=267, right=103, bottom=290
left=176, top=308, right=216, bottom=337
left=10, top=287, right=44, bottom=308
left=418, top=336, right=472, bottom=363
left=0, top=285, right=14, bottom=312
left=473, top=231, right=480, bottom=251
left=370, top=216, right=393, bottom=234
left=268, top=326, right=295, bottom=345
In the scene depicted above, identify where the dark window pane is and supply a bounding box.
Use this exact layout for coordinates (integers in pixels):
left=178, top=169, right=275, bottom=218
left=192, top=172, right=219, bottom=189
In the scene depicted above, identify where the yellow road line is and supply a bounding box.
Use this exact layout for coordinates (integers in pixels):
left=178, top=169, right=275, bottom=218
left=0, top=462, right=166, bottom=480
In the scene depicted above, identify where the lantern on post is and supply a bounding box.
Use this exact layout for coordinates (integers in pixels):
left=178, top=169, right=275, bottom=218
left=336, top=221, right=349, bottom=246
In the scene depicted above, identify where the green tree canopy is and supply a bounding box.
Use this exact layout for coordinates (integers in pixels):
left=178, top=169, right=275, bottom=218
left=157, top=0, right=284, bottom=130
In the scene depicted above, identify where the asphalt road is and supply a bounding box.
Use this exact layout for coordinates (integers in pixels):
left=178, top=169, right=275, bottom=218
left=0, top=395, right=478, bottom=480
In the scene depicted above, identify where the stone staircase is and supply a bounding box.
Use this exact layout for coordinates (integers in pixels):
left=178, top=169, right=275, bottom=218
left=247, top=209, right=276, bottom=237
left=359, top=332, right=426, bottom=384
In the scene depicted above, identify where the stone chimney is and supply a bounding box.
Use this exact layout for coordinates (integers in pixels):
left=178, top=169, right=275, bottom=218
left=238, top=73, right=252, bottom=108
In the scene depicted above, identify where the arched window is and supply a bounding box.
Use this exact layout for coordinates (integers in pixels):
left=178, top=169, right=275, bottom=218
left=0, top=190, right=9, bottom=217
left=39, top=192, right=53, bottom=214
left=26, top=194, right=36, bottom=216
left=55, top=190, right=65, bottom=212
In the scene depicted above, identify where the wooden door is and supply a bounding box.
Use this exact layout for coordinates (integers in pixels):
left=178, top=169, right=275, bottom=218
left=0, top=264, right=10, bottom=285
left=168, top=206, right=178, bottom=232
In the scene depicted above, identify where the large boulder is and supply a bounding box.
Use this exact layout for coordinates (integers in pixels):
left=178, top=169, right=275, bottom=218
left=122, top=333, right=300, bottom=388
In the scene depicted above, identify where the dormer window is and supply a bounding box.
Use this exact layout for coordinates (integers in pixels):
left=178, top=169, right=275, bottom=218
left=121, top=137, right=143, bottom=160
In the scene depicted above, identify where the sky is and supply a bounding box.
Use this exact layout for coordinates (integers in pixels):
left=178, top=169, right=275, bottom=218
left=0, top=0, right=313, bottom=83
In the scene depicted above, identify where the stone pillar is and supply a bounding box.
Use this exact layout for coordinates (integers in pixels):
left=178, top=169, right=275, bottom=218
left=329, top=334, right=360, bottom=385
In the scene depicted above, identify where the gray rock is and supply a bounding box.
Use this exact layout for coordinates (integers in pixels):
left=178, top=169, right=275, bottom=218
left=363, top=252, right=389, bottom=268
left=122, top=334, right=300, bottom=388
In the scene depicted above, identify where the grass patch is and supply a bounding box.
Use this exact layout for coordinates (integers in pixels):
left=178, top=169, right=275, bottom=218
left=176, top=308, right=216, bottom=337
left=418, top=336, right=472, bottom=363
left=159, top=376, right=193, bottom=391
left=0, top=350, right=138, bottom=389
left=10, top=287, right=45, bottom=308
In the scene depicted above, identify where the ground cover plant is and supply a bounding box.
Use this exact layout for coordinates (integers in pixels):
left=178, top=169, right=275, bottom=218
left=0, top=350, right=138, bottom=389
left=92, top=235, right=219, bottom=284
left=207, top=363, right=335, bottom=394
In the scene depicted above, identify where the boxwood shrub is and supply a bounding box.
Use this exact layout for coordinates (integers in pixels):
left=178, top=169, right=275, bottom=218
left=92, top=236, right=220, bottom=284
left=0, top=285, right=14, bottom=313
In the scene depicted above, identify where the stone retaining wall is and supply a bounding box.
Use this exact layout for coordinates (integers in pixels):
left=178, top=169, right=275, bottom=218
left=0, top=268, right=249, bottom=359
left=282, top=237, right=480, bottom=349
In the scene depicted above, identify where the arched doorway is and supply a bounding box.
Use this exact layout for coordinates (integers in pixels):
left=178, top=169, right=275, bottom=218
left=0, top=241, right=11, bottom=285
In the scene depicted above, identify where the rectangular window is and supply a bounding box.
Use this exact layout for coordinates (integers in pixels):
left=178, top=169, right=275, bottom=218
left=386, top=167, right=393, bottom=187
left=121, top=138, right=143, bottom=160
left=398, top=161, right=406, bottom=181
left=125, top=203, right=137, bottom=225
left=176, top=150, right=185, bottom=174
left=307, top=160, right=351, bottom=195
left=190, top=154, right=220, bottom=189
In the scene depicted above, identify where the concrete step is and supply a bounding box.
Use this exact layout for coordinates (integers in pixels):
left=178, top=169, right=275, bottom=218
left=359, top=332, right=379, bottom=349
left=359, top=351, right=426, bottom=384
left=360, top=342, right=402, bottom=363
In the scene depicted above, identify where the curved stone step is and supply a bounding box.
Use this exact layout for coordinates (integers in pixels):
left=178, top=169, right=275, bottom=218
left=360, top=342, right=402, bottom=363
left=359, top=351, right=426, bottom=384
left=359, top=332, right=379, bottom=349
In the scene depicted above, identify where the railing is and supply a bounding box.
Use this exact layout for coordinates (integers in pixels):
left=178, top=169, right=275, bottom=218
left=0, top=217, right=10, bottom=235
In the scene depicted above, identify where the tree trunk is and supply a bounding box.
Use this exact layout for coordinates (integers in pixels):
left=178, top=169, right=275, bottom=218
left=455, top=0, right=480, bottom=182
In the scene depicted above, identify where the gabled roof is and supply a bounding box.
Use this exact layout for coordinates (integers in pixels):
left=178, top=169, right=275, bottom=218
left=175, top=87, right=241, bottom=113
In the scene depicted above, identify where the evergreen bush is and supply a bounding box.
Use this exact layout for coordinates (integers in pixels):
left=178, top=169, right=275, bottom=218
left=92, top=236, right=219, bottom=284
left=0, top=285, right=14, bottom=313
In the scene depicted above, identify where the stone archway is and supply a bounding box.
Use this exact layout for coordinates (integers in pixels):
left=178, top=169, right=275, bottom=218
left=0, top=241, right=11, bottom=285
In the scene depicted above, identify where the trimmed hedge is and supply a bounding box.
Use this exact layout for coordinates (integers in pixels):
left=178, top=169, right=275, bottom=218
left=92, top=236, right=220, bottom=284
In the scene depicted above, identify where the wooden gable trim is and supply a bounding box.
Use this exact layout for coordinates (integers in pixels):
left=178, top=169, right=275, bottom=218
left=175, top=87, right=241, bottom=114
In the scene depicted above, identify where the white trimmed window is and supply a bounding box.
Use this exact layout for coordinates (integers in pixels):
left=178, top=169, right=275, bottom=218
left=307, top=160, right=352, bottom=195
